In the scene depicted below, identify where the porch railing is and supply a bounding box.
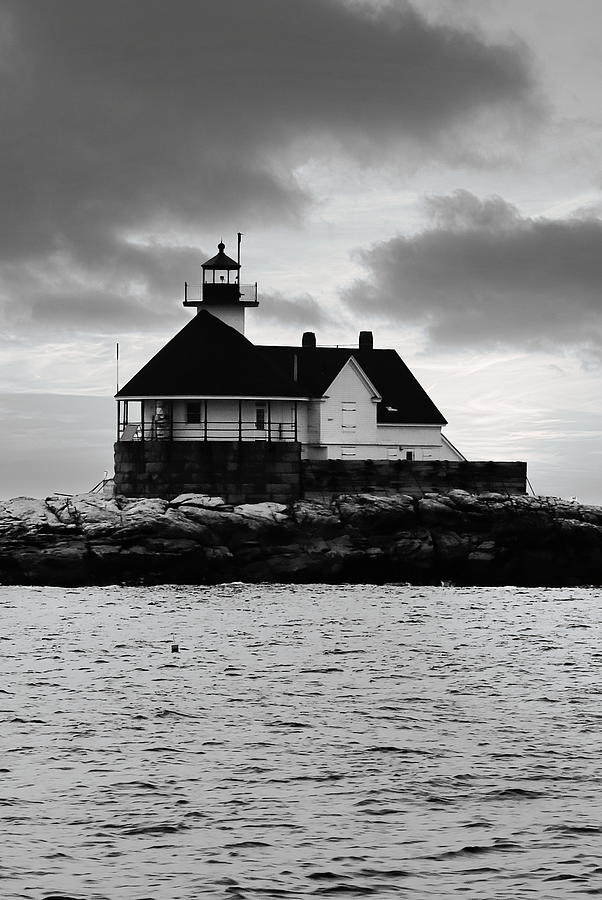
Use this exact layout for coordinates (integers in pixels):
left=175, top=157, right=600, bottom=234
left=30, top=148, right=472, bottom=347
left=117, top=419, right=297, bottom=442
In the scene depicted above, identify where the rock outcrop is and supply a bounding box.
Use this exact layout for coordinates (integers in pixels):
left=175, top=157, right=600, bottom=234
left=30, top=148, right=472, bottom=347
left=0, top=490, right=601, bottom=586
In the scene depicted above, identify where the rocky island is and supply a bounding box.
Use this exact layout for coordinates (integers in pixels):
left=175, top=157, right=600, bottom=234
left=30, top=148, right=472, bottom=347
left=0, top=490, right=601, bottom=587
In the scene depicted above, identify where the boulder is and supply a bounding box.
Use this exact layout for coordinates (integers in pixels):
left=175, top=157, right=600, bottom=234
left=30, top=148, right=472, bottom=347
left=335, top=493, right=416, bottom=532
left=170, top=493, right=226, bottom=509
left=0, top=497, right=64, bottom=535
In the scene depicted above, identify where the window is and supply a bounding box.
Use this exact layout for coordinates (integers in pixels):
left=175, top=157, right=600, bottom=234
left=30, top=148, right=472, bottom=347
left=255, top=406, right=266, bottom=430
left=341, top=402, right=356, bottom=429
left=405, top=450, right=414, bottom=461
left=187, top=402, right=201, bottom=424
left=342, top=446, right=357, bottom=457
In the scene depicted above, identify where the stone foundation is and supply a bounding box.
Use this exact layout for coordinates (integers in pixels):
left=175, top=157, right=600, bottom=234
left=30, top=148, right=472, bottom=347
left=114, top=441, right=527, bottom=503
left=302, top=459, right=527, bottom=499
left=114, top=440, right=302, bottom=504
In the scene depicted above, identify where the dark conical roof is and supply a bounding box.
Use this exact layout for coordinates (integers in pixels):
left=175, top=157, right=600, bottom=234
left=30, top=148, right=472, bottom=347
left=116, top=310, right=304, bottom=398
left=202, top=241, right=240, bottom=270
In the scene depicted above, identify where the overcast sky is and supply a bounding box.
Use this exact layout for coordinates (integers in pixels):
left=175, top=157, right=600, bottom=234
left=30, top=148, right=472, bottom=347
left=1, top=0, right=602, bottom=502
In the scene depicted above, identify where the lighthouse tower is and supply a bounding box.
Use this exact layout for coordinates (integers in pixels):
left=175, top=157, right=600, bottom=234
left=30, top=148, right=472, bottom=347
left=183, top=236, right=258, bottom=334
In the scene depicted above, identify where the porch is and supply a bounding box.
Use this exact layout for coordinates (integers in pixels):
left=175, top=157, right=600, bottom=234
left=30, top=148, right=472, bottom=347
left=116, top=398, right=299, bottom=443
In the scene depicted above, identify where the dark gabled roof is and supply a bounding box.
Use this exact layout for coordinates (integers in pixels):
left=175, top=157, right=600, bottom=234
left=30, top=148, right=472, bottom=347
left=258, top=346, right=447, bottom=425
left=116, top=310, right=446, bottom=424
left=116, top=310, right=304, bottom=398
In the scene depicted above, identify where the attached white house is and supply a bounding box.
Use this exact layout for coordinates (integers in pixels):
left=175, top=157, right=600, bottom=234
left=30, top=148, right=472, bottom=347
left=116, top=240, right=464, bottom=463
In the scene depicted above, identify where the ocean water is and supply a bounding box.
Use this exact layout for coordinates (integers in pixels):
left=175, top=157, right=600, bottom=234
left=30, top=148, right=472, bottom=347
left=1, top=584, right=602, bottom=900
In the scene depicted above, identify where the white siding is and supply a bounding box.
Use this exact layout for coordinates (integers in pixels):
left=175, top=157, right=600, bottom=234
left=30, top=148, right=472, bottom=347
left=319, top=360, right=378, bottom=446
left=303, top=419, right=464, bottom=461
left=376, top=424, right=443, bottom=446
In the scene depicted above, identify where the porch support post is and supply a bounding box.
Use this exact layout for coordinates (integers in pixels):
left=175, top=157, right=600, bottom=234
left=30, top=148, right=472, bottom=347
left=141, top=400, right=145, bottom=442
left=294, top=401, right=298, bottom=441
left=238, top=399, right=242, bottom=442
left=267, top=401, right=272, bottom=443
left=116, top=400, right=120, bottom=442
left=204, top=399, right=208, bottom=441
left=124, top=400, right=129, bottom=425
left=169, top=400, right=174, bottom=440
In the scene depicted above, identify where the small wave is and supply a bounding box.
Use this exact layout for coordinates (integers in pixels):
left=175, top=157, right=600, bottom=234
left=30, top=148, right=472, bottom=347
left=486, top=787, right=544, bottom=799
left=457, top=867, right=501, bottom=875
left=307, top=872, right=348, bottom=881
left=265, top=721, right=312, bottom=729
left=357, top=807, right=402, bottom=816
left=9, top=716, right=47, bottom=724
left=360, top=745, right=430, bottom=755
left=109, top=780, right=159, bottom=791
left=311, top=886, right=377, bottom=896
left=544, top=873, right=585, bottom=882
left=301, top=667, right=344, bottom=674
left=42, top=895, right=84, bottom=900
left=357, top=868, right=410, bottom=878
left=156, top=708, right=201, bottom=719
left=224, top=840, right=271, bottom=848
left=123, top=822, right=189, bottom=836
left=429, top=844, right=496, bottom=860
left=546, top=823, right=602, bottom=835
left=268, top=773, right=344, bottom=784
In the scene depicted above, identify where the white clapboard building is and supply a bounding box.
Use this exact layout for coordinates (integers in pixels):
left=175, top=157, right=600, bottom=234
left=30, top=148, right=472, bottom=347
left=116, top=240, right=464, bottom=463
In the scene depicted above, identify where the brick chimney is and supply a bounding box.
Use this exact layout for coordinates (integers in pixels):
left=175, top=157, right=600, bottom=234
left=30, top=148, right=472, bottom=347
left=359, top=331, right=373, bottom=350
left=302, top=332, right=316, bottom=348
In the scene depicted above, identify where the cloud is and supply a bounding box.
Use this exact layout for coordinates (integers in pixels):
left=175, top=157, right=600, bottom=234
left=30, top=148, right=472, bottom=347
left=0, top=0, right=539, bottom=333
left=258, top=291, right=334, bottom=329
left=344, top=190, right=602, bottom=353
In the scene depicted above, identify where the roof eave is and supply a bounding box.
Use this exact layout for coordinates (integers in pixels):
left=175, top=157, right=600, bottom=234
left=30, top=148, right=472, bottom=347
left=115, top=393, right=312, bottom=401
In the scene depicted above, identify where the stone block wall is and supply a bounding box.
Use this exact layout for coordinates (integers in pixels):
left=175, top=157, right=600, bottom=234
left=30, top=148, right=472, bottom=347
left=115, top=442, right=527, bottom=503
left=302, top=459, right=527, bottom=500
left=114, top=441, right=302, bottom=504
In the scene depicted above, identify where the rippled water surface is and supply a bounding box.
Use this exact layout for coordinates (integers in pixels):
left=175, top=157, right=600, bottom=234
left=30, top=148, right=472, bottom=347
left=2, top=584, right=602, bottom=899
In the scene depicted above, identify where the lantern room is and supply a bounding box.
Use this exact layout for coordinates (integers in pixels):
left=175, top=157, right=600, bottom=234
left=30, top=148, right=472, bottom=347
left=201, top=240, right=240, bottom=304
left=183, top=235, right=258, bottom=334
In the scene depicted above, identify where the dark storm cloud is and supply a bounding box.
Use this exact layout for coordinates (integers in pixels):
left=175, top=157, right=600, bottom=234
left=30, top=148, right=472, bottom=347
left=344, top=190, right=602, bottom=351
left=258, top=291, right=334, bottom=329
left=1, top=0, right=538, bottom=331
left=1, top=243, right=202, bottom=331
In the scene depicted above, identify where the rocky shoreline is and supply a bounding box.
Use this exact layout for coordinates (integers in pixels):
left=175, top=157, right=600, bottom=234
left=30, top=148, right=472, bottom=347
left=0, top=490, right=601, bottom=587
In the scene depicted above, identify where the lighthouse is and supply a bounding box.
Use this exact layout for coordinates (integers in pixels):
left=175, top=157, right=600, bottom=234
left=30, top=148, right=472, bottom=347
left=183, top=236, right=258, bottom=334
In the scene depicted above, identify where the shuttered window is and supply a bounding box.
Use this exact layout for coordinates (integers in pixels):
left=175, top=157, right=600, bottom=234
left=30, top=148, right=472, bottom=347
left=341, top=402, right=356, bottom=429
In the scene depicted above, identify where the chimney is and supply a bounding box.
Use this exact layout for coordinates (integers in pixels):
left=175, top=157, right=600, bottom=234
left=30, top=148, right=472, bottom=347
left=302, top=331, right=316, bottom=348
left=359, top=330, right=373, bottom=350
